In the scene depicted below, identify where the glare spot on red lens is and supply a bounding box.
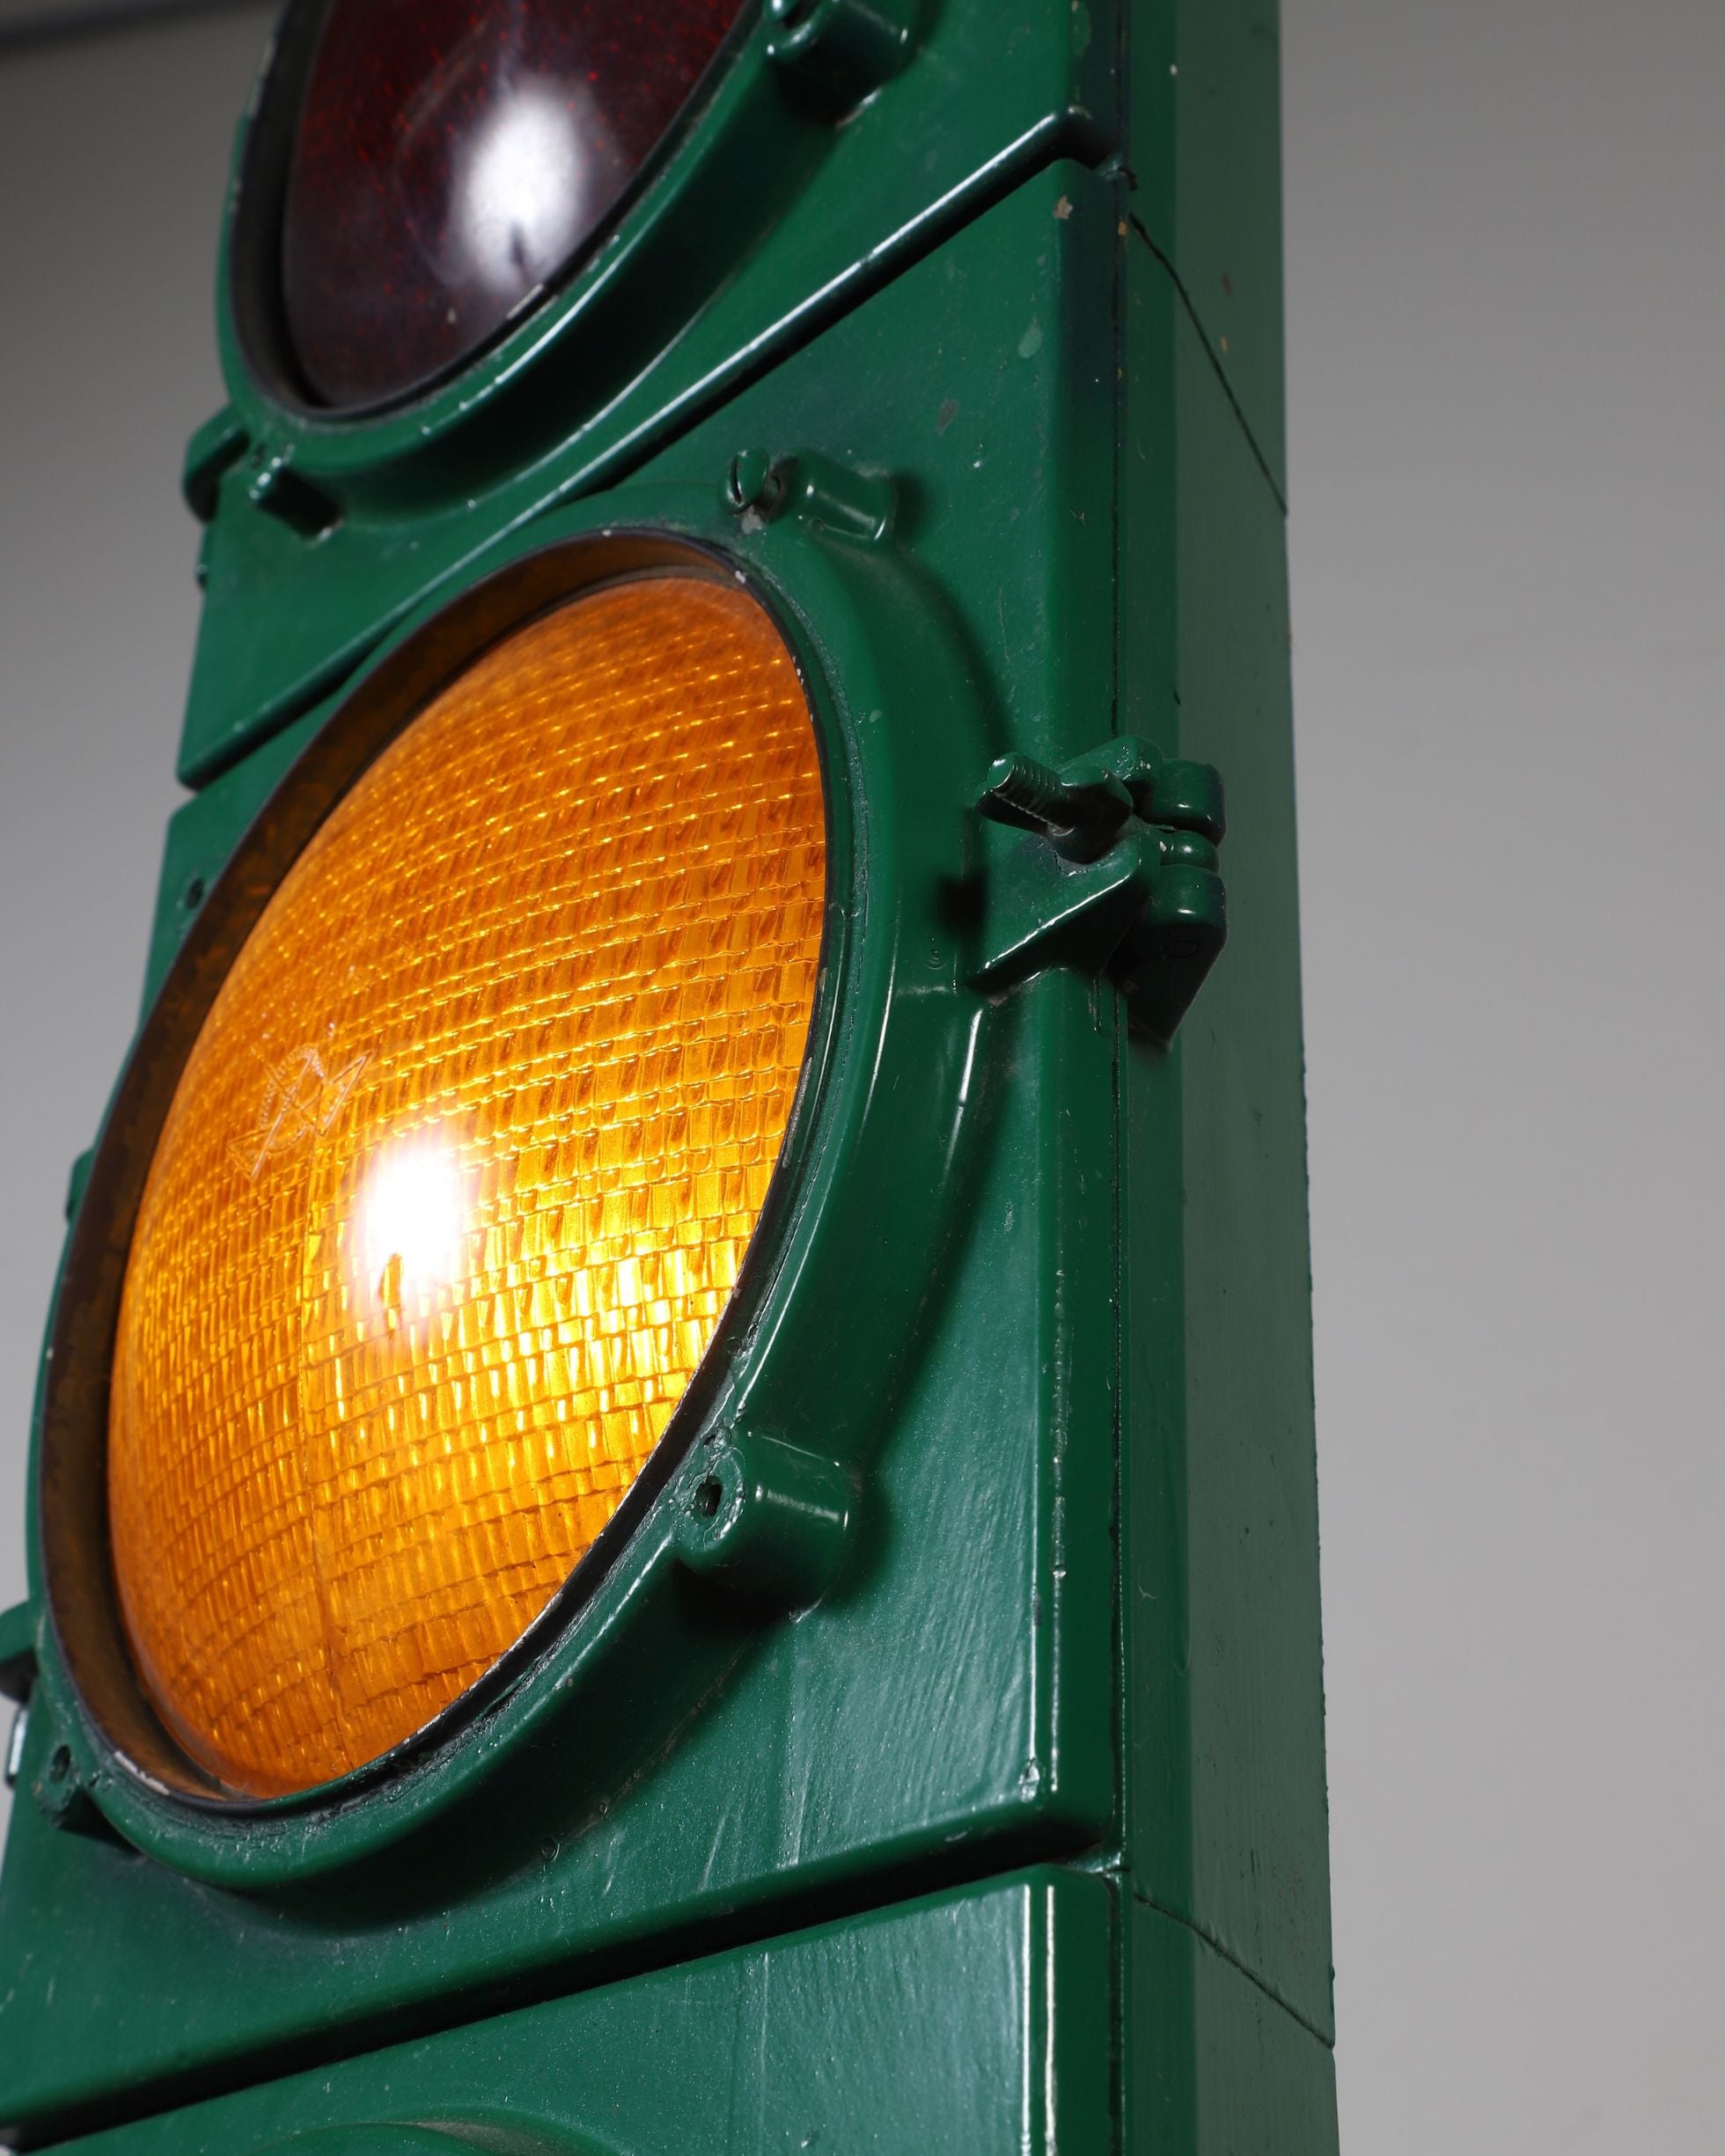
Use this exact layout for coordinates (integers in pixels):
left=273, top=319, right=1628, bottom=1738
left=282, top=0, right=745, bottom=410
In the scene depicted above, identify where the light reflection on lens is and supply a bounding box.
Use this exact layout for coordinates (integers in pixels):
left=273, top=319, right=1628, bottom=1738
left=449, top=79, right=600, bottom=298
left=349, top=1128, right=473, bottom=1328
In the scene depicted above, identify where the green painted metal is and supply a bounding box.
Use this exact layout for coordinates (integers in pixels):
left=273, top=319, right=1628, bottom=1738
left=0, top=1599, right=30, bottom=1704
left=136, top=693, right=334, bottom=1023
left=973, top=736, right=1230, bottom=1045
left=1127, top=1896, right=1341, bottom=2152
left=1119, top=241, right=1334, bottom=2043
left=1128, top=0, right=1289, bottom=495
left=0, top=0, right=1334, bottom=2145
left=49, top=1869, right=1113, bottom=2156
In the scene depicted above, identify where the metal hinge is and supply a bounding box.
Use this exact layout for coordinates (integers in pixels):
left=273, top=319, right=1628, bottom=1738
left=972, top=735, right=1227, bottom=1045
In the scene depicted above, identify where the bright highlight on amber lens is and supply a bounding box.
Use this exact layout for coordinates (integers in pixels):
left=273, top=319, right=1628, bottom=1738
left=108, top=576, right=826, bottom=1797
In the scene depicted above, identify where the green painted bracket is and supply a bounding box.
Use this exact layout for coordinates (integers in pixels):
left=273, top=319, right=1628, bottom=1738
left=0, top=1602, right=33, bottom=1705
left=181, top=407, right=248, bottom=524
left=764, top=0, right=918, bottom=107
left=723, top=445, right=897, bottom=544
left=243, top=447, right=341, bottom=541
left=973, top=736, right=1228, bottom=1045
left=672, top=1430, right=854, bottom=1608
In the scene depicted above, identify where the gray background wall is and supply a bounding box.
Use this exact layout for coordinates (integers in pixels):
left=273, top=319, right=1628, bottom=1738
left=2, top=2, right=1721, bottom=2145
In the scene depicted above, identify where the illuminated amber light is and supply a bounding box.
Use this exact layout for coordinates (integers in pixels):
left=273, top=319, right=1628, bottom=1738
left=108, top=577, right=826, bottom=1797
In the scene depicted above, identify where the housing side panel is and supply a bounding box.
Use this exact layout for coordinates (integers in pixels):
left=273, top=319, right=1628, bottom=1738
left=1118, top=238, right=1334, bottom=2048
left=1128, top=0, right=1288, bottom=494
left=1126, top=1896, right=1340, bottom=2155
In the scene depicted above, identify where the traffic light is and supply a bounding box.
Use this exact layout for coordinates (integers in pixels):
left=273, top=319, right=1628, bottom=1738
left=0, top=1, right=1337, bottom=2149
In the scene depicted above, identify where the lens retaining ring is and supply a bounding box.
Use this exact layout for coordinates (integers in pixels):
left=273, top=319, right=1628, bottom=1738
left=28, top=482, right=995, bottom=1889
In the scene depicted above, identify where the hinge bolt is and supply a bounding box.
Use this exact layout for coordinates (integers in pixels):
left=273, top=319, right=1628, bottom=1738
left=978, top=753, right=1133, bottom=863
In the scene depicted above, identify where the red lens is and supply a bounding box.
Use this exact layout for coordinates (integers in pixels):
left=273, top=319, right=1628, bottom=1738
left=281, top=0, right=745, bottom=410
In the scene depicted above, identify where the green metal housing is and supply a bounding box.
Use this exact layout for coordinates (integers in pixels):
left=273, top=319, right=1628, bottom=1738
left=0, top=1, right=1335, bottom=2147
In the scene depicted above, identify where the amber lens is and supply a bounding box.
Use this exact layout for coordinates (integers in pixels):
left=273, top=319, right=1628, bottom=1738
left=108, top=576, right=826, bottom=1797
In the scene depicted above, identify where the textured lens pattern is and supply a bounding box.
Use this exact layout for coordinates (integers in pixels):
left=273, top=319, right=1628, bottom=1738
left=109, top=577, right=826, bottom=1796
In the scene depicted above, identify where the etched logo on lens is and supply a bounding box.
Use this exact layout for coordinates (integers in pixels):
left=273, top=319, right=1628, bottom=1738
left=230, top=1044, right=368, bottom=1180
